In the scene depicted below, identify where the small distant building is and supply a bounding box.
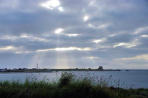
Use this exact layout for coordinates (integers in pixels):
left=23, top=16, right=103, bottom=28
left=88, top=68, right=91, bottom=70
left=98, top=66, right=103, bottom=71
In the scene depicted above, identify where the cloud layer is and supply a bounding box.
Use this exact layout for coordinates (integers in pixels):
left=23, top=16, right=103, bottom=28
left=0, top=0, right=148, bottom=69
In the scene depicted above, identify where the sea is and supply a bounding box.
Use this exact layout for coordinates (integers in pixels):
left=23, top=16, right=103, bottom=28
left=0, top=70, right=148, bottom=89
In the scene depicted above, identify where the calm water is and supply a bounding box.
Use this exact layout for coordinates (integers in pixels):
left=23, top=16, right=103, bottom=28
left=0, top=70, right=148, bottom=89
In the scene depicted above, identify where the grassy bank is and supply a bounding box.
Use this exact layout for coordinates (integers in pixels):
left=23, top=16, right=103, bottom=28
left=0, top=72, right=147, bottom=98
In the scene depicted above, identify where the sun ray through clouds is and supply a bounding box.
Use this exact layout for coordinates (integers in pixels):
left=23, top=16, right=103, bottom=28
left=54, top=28, right=75, bottom=69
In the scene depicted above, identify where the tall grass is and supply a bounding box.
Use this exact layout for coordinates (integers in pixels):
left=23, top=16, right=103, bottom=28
left=0, top=72, right=147, bottom=98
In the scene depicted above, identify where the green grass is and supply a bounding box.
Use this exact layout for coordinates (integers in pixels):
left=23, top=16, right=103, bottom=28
left=0, top=72, right=147, bottom=98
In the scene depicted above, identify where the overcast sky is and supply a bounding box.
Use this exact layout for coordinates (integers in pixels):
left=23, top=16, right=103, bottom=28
left=0, top=0, right=148, bottom=69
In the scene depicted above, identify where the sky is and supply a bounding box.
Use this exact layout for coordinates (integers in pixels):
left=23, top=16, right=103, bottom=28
left=0, top=0, right=148, bottom=69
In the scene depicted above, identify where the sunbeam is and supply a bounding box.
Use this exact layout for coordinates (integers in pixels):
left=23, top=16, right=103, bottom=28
left=54, top=27, right=75, bottom=69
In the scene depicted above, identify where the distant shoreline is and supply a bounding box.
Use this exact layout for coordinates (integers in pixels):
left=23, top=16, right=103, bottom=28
left=0, top=68, right=120, bottom=73
left=0, top=68, right=132, bottom=73
left=0, top=68, right=148, bottom=73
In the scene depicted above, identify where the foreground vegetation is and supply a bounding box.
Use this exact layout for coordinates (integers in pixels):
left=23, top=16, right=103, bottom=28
left=0, top=72, right=147, bottom=98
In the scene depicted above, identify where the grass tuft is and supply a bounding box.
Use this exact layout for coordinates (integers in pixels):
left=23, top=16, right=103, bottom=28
left=0, top=72, right=147, bottom=98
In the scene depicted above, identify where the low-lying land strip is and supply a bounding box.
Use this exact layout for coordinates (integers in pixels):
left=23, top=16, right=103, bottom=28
left=0, top=68, right=121, bottom=73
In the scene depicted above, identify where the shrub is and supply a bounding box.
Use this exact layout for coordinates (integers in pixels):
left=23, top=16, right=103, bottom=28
left=58, top=72, right=73, bottom=87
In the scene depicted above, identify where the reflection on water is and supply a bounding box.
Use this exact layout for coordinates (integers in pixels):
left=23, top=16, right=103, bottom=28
left=0, top=71, right=148, bottom=89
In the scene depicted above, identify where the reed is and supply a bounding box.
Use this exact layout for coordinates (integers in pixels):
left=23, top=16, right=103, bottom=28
left=0, top=72, right=147, bottom=98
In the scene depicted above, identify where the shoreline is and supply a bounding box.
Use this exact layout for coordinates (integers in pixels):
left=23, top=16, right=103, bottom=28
left=1, top=69, right=148, bottom=73
left=0, top=69, right=125, bottom=73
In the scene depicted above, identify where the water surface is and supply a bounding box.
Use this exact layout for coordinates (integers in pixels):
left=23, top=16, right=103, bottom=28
left=0, top=70, right=148, bottom=89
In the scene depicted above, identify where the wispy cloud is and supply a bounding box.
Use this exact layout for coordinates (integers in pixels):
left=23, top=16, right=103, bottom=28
left=36, top=47, right=92, bottom=52
left=113, top=39, right=140, bottom=48
left=0, top=45, right=31, bottom=54
left=0, top=34, right=49, bottom=42
left=117, top=54, right=148, bottom=61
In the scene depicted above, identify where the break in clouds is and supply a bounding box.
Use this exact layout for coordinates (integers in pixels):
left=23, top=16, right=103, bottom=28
left=0, top=0, right=148, bottom=69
